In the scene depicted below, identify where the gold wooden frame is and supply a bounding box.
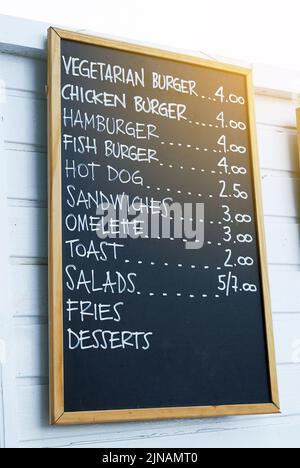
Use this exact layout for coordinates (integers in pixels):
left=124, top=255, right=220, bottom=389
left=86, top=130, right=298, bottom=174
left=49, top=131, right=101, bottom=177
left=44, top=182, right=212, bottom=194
left=48, top=27, right=280, bottom=425
left=296, top=109, right=300, bottom=158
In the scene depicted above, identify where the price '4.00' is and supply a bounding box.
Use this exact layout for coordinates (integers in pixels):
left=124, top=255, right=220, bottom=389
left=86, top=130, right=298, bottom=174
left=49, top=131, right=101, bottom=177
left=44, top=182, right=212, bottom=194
left=215, top=86, right=245, bottom=105
left=218, top=157, right=247, bottom=175
left=216, top=112, right=247, bottom=131
left=217, top=135, right=247, bottom=155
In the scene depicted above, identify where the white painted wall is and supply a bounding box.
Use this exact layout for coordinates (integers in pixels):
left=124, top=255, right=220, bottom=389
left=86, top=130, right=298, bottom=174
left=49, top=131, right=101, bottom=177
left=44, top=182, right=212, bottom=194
left=0, top=15, right=300, bottom=448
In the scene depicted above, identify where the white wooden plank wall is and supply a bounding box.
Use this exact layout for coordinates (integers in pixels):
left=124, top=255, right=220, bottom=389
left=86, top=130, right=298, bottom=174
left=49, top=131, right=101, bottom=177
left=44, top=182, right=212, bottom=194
left=0, top=47, right=300, bottom=448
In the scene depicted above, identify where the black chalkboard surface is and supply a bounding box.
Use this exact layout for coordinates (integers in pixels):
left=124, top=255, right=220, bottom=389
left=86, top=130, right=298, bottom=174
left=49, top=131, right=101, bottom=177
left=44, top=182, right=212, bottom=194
left=48, top=28, right=280, bottom=425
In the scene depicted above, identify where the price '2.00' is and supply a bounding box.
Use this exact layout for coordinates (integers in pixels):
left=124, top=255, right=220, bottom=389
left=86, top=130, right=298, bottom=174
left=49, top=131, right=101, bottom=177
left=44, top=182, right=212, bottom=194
left=224, top=249, right=254, bottom=267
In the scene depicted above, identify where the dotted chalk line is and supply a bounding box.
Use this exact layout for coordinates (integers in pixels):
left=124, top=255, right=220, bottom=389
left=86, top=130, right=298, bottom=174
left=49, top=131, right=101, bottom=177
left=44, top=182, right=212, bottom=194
left=138, top=233, right=223, bottom=242
left=124, top=258, right=222, bottom=269
left=158, top=160, right=223, bottom=177
left=200, top=96, right=218, bottom=102
left=135, top=291, right=220, bottom=299
left=144, top=184, right=214, bottom=199
left=187, top=120, right=220, bottom=129
left=160, top=141, right=224, bottom=155
left=189, top=121, right=220, bottom=129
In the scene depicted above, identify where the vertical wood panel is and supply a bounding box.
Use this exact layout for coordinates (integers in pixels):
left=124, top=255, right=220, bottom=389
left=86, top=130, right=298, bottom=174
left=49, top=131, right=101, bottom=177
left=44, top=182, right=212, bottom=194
left=0, top=92, right=18, bottom=448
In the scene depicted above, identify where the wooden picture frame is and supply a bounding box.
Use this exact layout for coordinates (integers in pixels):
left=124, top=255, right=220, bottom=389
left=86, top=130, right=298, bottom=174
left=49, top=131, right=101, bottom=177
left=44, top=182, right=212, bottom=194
left=48, top=27, right=280, bottom=425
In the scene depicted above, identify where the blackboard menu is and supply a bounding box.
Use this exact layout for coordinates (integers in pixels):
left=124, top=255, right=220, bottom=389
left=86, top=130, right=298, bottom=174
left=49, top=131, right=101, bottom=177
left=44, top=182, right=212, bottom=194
left=48, top=28, right=280, bottom=425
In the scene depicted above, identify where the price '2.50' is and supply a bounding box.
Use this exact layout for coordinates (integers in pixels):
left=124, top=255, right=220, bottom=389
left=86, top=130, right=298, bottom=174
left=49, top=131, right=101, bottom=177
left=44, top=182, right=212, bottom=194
left=219, top=181, right=248, bottom=199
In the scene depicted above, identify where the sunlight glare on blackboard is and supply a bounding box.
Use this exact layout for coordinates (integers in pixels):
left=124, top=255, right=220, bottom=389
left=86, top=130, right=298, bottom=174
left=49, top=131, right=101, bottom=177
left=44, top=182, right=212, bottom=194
left=1, top=0, right=300, bottom=70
